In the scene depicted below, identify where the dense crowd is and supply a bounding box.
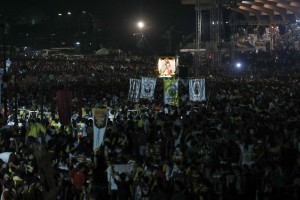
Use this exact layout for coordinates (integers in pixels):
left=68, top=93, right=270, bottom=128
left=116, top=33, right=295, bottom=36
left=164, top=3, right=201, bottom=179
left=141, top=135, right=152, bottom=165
left=0, top=52, right=299, bottom=200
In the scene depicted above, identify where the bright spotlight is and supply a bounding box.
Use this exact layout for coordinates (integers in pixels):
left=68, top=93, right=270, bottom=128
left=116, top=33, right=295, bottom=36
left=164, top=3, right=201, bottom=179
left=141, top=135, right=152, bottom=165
left=236, top=62, right=242, bottom=68
left=137, top=21, right=144, bottom=29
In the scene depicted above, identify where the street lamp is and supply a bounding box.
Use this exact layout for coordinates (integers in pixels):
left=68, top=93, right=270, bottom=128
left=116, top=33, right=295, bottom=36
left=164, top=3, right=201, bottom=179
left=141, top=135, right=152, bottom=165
left=67, top=12, right=73, bottom=46
left=136, top=21, right=145, bottom=56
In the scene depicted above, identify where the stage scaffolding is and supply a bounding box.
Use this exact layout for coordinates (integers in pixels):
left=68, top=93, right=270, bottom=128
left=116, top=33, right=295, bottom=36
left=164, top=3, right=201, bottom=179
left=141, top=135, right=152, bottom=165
left=186, top=0, right=226, bottom=75
left=181, top=0, right=298, bottom=75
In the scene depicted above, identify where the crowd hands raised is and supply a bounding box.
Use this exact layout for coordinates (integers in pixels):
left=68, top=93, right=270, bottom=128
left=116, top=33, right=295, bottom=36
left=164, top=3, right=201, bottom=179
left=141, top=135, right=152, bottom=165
left=0, top=54, right=299, bottom=200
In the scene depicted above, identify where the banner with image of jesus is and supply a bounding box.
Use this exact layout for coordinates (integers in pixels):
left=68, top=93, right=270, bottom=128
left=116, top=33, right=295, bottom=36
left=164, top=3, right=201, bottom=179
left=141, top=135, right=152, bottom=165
left=189, top=78, right=206, bottom=102
left=140, top=77, right=156, bottom=100
left=128, top=79, right=141, bottom=102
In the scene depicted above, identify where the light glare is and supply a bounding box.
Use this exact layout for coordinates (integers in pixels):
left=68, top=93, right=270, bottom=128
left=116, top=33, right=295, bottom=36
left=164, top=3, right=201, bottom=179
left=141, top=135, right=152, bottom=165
left=137, top=21, right=144, bottom=29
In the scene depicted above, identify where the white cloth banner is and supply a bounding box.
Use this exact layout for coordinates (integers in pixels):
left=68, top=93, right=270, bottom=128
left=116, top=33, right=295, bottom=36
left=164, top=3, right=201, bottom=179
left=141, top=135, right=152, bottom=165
left=189, top=78, right=206, bottom=102
left=140, top=77, right=156, bottom=100
left=128, top=79, right=141, bottom=102
left=93, top=127, right=106, bottom=151
left=112, top=164, right=135, bottom=173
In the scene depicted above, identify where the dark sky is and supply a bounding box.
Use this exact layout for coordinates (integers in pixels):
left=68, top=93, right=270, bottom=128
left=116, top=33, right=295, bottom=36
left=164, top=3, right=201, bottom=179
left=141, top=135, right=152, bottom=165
left=1, top=0, right=196, bottom=53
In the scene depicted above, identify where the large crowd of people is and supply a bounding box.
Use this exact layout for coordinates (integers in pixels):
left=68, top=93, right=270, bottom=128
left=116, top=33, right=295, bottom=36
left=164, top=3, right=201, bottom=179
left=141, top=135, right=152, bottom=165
left=0, top=48, right=299, bottom=200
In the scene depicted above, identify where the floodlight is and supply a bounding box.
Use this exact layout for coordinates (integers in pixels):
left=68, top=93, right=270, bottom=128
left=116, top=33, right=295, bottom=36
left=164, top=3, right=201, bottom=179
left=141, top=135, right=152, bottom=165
left=137, top=21, right=144, bottom=29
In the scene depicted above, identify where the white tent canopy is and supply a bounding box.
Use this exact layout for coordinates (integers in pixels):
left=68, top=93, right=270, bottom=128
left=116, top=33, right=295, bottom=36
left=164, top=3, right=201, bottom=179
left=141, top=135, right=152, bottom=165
left=96, top=48, right=109, bottom=56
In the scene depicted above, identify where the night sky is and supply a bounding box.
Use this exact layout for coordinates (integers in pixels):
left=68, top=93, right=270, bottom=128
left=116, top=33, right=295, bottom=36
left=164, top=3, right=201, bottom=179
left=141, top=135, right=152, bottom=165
left=1, top=0, right=196, bottom=53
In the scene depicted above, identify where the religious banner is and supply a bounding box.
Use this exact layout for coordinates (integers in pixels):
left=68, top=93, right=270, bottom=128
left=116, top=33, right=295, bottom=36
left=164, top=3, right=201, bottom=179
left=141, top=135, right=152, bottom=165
left=164, top=79, right=179, bottom=105
left=56, top=90, right=72, bottom=126
left=189, top=78, right=206, bottom=102
left=140, top=77, right=156, bottom=100
left=158, top=57, right=176, bottom=77
left=128, top=79, right=141, bottom=102
left=93, top=108, right=108, bottom=151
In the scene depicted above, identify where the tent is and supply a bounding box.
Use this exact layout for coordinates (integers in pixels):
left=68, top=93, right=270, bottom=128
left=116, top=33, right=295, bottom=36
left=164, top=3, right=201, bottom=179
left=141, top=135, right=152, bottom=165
left=96, top=48, right=109, bottom=56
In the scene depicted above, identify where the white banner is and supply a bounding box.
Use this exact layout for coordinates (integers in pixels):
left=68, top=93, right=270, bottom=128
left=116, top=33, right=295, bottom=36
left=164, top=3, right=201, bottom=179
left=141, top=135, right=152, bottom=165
left=113, top=164, right=135, bottom=173
left=128, top=79, right=141, bottom=102
left=140, top=77, right=156, bottom=100
left=189, top=78, right=206, bottom=102
left=93, top=127, right=106, bottom=151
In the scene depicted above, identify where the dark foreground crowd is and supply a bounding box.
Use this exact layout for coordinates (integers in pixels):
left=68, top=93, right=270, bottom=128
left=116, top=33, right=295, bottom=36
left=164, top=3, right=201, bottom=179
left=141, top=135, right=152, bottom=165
left=0, top=55, right=299, bottom=200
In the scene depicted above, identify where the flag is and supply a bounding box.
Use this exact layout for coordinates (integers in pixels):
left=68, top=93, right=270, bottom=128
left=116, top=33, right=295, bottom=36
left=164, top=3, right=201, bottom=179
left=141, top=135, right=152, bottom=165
left=128, top=79, right=141, bottom=102
left=164, top=79, right=179, bottom=105
left=56, top=90, right=72, bottom=126
left=189, top=78, right=206, bottom=102
left=140, top=77, right=156, bottom=100
left=93, top=108, right=108, bottom=151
